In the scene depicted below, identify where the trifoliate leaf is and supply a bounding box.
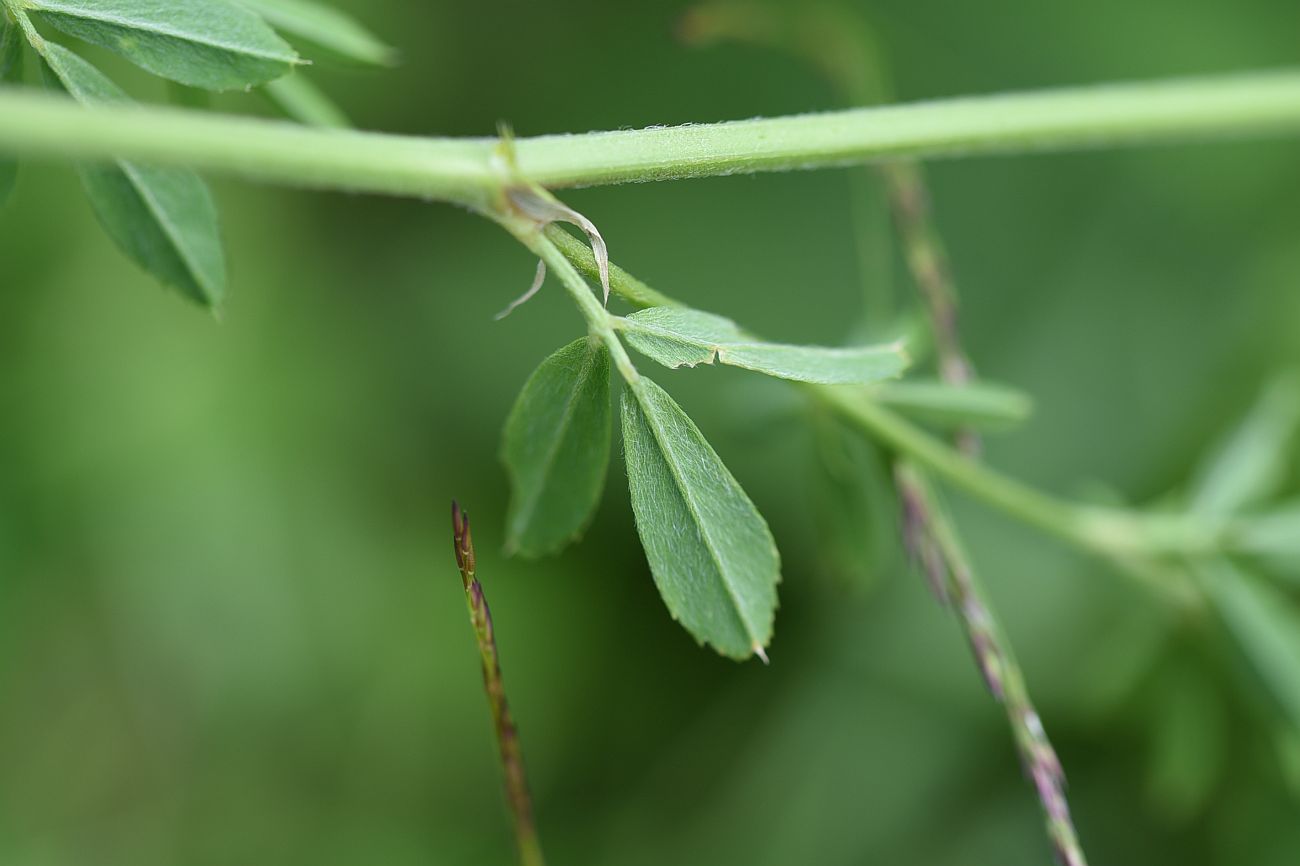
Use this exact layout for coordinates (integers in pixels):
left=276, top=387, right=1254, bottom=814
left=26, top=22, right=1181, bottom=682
left=29, top=0, right=299, bottom=90
left=239, top=0, right=395, bottom=66
left=42, top=43, right=225, bottom=306
left=620, top=307, right=907, bottom=385
left=621, top=377, right=780, bottom=660
left=502, top=338, right=612, bottom=558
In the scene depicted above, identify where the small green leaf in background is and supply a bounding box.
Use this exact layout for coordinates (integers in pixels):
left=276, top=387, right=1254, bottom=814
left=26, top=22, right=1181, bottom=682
left=29, top=0, right=299, bottom=91
left=1277, top=727, right=1300, bottom=800
left=621, top=377, right=780, bottom=660
left=0, top=15, right=22, bottom=207
left=1199, top=560, right=1300, bottom=731
left=808, top=417, right=900, bottom=590
left=1235, top=502, right=1300, bottom=583
left=1190, top=372, right=1300, bottom=516
left=239, top=0, right=396, bottom=66
left=619, top=307, right=908, bottom=385
left=502, top=338, right=612, bottom=558
left=264, top=71, right=349, bottom=127
left=866, top=379, right=1033, bottom=432
left=42, top=43, right=225, bottom=307
left=1144, top=661, right=1226, bottom=823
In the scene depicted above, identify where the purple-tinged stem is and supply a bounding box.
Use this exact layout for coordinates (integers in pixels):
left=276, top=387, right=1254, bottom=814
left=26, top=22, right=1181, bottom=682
left=452, top=501, right=545, bottom=866
left=883, top=162, right=981, bottom=454
left=895, top=464, right=1087, bottom=866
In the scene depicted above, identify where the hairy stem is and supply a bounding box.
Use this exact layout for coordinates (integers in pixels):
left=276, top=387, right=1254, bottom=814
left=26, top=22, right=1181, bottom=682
left=0, top=73, right=1299, bottom=204
left=451, top=502, right=545, bottom=866
left=894, top=463, right=1088, bottom=866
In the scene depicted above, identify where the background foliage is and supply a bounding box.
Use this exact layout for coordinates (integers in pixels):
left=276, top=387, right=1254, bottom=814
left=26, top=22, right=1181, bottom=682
left=2, top=0, right=1300, bottom=864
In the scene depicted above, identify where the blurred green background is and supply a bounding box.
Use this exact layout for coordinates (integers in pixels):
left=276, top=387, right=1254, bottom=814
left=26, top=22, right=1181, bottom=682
left=3, top=0, right=1300, bottom=864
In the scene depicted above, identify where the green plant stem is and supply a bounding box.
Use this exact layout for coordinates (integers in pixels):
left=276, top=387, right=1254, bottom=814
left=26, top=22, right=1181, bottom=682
left=1, top=72, right=1299, bottom=204
left=451, top=502, right=545, bottom=866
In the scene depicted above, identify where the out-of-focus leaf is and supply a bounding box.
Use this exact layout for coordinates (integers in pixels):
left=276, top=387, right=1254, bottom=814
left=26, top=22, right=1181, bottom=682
left=29, top=0, right=299, bottom=90
left=42, top=43, right=224, bottom=306
left=1199, top=560, right=1300, bottom=731
left=620, top=307, right=907, bottom=385
left=0, top=16, right=21, bottom=206
left=263, top=71, right=349, bottom=127
left=1276, top=727, right=1300, bottom=801
left=808, top=416, right=898, bottom=589
left=1145, top=662, right=1226, bottom=823
left=501, top=338, right=611, bottom=558
left=621, top=377, right=780, bottom=660
left=1190, top=373, right=1300, bottom=516
left=1076, top=602, right=1172, bottom=722
left=239, top=0, right=396, bottom=66
left=867, top=379, right=1033, bottom=431
left=1236, top=502, right=1300, bottom=583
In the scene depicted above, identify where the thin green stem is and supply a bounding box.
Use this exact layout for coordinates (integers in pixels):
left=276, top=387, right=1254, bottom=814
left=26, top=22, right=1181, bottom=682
left=0, top=72, right=1298, bottom=203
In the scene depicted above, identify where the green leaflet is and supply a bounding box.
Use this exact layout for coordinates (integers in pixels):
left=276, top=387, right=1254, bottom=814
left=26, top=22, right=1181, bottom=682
left=29, top=0, right=299, bottom=91
left=239, top=0, right=396, bottom=66
left=264, top=71, right=349, bottom=127
left=868, top=379, right=1033, bottom=431
left=1200, top=560, right=1300, bottom=730
left=43, top=43, right=225, bottom=307
left=1190, top=373, right=1300, bottom=516
left=502, top=338, right=612, bottom=558
left=619, top=307, right=907, bottom=385
left=621, top=377, right=780, bottom=660
left=0, top=16, right=21, bottom=207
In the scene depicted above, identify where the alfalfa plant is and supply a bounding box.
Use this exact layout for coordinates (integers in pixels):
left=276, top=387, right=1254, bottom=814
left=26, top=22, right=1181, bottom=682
left=3, top=1, right=1300, bottom=863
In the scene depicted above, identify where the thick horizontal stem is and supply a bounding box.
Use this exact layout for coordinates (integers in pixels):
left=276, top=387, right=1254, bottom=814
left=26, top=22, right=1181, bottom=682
left=519, top=71, right=1300, bottom=188
left=0, top=71, right=1298, bottom=204
left=0, top=88, right=498, bottom=206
